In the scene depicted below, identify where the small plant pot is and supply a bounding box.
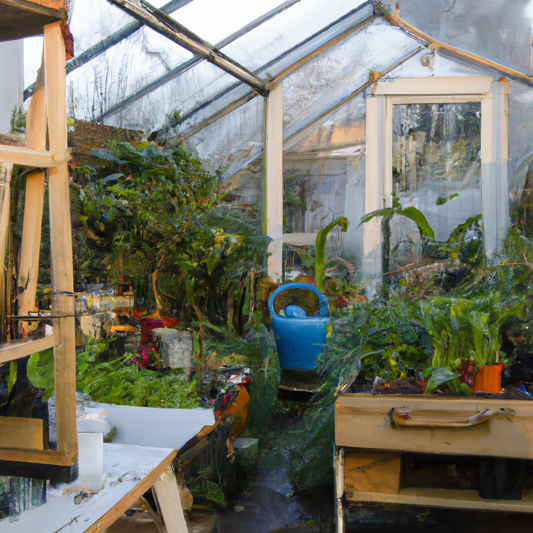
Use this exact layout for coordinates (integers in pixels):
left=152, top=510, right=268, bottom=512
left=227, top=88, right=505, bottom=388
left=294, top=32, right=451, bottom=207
left=473, top=363, right=505, bottom=394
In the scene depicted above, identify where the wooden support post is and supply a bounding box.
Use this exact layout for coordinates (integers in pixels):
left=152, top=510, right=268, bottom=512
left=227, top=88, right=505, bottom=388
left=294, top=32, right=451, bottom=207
left=45, top=20, right=77, bottom=465
left=49, top=162, right=77, bottom=464
left=334, top=446, right=344, bottom=533
left=17, top=80, right=46, bottom=319
left=264, top=82, right=284, bottom=281
left=152, top=465, right=189, bottom=533
left=362, top=96, right=386, bottom=281
left=0, top=163, right=13, bottom=342
left=480, top=79, right=510, bottom=260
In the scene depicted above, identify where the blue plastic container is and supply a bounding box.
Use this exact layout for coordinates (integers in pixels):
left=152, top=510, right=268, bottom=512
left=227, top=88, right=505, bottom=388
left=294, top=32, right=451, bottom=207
left=268, top=283, right=330, bottom=369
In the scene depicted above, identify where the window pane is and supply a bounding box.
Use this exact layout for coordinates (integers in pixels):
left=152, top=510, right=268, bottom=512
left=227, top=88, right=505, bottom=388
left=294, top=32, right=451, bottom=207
left=391, top=102, right=482, bottom=266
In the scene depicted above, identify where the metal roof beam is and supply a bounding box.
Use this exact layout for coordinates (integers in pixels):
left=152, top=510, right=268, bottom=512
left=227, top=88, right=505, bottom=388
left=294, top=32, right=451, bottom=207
left=107, top=0, right=268, bottom=96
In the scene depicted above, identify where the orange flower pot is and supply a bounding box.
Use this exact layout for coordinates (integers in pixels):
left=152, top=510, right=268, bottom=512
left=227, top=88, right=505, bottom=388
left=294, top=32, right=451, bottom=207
left=473, top=363, right=504, bottom=394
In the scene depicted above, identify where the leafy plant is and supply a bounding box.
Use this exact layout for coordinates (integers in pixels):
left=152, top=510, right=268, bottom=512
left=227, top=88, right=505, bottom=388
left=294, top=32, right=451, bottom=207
left=71, top=141, right=268, bottom=335
left=76, top=339, right=201, bottom=408
left=315, top=217, right=348, bottom=293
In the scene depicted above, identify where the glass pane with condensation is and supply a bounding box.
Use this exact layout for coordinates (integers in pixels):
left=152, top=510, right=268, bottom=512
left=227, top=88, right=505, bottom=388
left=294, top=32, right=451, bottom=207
left=283, top=96, right=367, bottom=269
left=70, top=0, right=172, bottom=56
left=67, top=25, right=194, bottom=126
left=184, top=97, right=264, bottom=183
left=283, top=22, right=421, bottom=140
left=390, top=102, right=482, bottom=267
left=221, top=0, right=371, bottom=73
left=103, top=60, right=237, bottom=133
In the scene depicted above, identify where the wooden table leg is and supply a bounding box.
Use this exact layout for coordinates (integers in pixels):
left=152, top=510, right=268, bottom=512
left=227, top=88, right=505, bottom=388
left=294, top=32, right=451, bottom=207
left=335, top=446, right=345, bottom=533
left=152, top=465, right=189, bottom=533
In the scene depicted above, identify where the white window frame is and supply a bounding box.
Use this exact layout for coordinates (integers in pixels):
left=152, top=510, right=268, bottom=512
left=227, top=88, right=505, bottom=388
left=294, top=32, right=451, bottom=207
left=362, top=76, right=510, bottom=279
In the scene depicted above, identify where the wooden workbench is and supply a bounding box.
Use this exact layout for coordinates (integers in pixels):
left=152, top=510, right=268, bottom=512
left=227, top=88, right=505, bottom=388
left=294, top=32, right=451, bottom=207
left=334, top=393, right=533, bottom=533
left=0, top=443, right=188, bottom=533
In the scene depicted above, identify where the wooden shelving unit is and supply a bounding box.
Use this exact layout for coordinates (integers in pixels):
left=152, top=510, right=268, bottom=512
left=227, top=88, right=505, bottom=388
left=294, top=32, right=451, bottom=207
left=0, top=0, right=77, bottom=481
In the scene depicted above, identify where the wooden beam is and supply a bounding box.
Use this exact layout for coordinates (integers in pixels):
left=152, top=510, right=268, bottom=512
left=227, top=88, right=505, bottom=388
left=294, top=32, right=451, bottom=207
left=97, top=0, right=300, bottom=123
left=271, top=14, right=376, bottom=83
left=0, top=145, right=64, bottom=167
left=108, top=0, right=268, bottom=96
left=17, top=81, right=46, bottom=318
left=0, top=446, right=76, bottom=466
left=264, top=83, right=284, bottom=280
left=48, top=162, right=77, bottom=464
left=373, top=76, right=493, bottom=96
left=377, top=3, right=533, bottom=86
left=0, top=333, right=56, bottom=364
left=44, top=21, right=68, bottom=160
left=0, top=164, right=12, bottom=342
left=152, top=465, right=189, bottom=533
left=282, top=233, right=318, bottom=246
left=0, top=417, right=43, bottom=451
left=83, top=450, right=177, bottom=533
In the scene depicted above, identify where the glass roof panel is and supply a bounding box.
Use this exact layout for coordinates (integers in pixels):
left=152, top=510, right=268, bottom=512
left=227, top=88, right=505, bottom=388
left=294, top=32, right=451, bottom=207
left=183, top=97, right=264, bottom=182
left=67, top=25, right=192, bottom=125
left=172, top=0, right=287, bottom=45
left=282, top=22, right=422, bottom=140
left=221, top=0, right=371, bottom=73
left=103, top=60, right=237, bottom=132
left=70, top=0, right=176, bottom=56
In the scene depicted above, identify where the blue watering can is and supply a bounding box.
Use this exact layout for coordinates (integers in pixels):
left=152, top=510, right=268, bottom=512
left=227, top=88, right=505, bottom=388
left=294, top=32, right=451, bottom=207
left=268, top=283, right=330, bottom=369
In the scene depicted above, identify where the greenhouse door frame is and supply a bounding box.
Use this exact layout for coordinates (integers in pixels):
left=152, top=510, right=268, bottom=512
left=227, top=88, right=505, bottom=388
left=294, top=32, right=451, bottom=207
left=362, top=75, right=510, bottom=280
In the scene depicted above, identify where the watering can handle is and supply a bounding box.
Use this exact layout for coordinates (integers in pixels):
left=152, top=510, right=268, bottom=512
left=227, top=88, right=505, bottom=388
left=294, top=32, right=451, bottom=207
left=390, top=407, right=515, bottom=428
left=268, top=282, right=328, bottom=317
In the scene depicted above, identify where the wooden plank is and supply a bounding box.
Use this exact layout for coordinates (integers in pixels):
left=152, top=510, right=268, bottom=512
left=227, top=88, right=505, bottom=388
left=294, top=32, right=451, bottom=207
left=362, top=97, right=383, bottom=280
left=373, top=76, right=493, bottom=96
left=0, top=145, right=62, bottom=167
left=335, top=395, right=533, bottom=460
left=0, top=417, right=43, bottom=450
left=0, top=447, right=74, bottom=465
left=0, top=333, right=55, bottom=364
left=0, top=164, right=13, bottom=342
left=334, top=447, right=344, bottom=533
left=44, top=21, right=68, bottom=161
left=282, top=233, right=317, bottom=246
left=17, top=82, right=46, bottom=318
left=344, top=450, right=401, bottom=495
left=390, top=95, right=487, bottom=105
left=48, top=163, right=77, bottom=464
left=345, top=487, right=533, bottom=513
left=152, top=465, right=189, bottom=533
left=264, top=83, right=284, bottom=280
left=83, top=449, right=177, bottom=533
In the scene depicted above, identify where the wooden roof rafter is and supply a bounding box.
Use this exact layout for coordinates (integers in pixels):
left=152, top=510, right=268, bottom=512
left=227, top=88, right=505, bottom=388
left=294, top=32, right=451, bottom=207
left=107, top=0, right=269, bottom=96
left=376, top=2, right=533, bottom=86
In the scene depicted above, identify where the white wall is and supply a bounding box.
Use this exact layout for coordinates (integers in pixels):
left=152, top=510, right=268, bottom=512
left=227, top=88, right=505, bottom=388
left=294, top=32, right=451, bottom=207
left=0, top=40, right=24, bottom=135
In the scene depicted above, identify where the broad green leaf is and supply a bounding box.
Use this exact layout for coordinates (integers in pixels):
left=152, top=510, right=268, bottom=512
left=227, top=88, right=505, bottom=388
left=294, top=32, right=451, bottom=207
left=401, top=207, right=435, bottom=239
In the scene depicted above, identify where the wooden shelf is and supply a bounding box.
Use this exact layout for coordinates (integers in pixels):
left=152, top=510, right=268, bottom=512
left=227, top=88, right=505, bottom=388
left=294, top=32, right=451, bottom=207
left=345, top=487, right=533, bottom=513
left=0, top=0, right=66, bottom=42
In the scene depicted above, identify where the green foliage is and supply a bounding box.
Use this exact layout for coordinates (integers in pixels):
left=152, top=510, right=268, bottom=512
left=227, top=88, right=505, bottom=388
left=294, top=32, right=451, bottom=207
left=71, top=141, right=268, bottom=328
left=190, top=468, right=228, bottom=509
left=425, top=367, right=470, bottom=396
left=315, top=217, right=348, bottom=293
left=11, top=106, right=26, bottom=134
left=358, top=193, right=435, bottom=240
left=76, top=339, right=201, bottom=408
left=27, top=348, right=55, bottom=401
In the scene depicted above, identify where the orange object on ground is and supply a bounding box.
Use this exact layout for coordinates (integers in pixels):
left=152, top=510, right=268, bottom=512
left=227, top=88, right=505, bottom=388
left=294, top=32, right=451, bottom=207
left=473, top=363, right=505, bottom=394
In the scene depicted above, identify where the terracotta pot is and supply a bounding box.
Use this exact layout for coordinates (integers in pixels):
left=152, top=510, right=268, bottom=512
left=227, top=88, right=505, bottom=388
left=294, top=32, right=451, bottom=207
left=473, top=363, right=505, bottom=394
